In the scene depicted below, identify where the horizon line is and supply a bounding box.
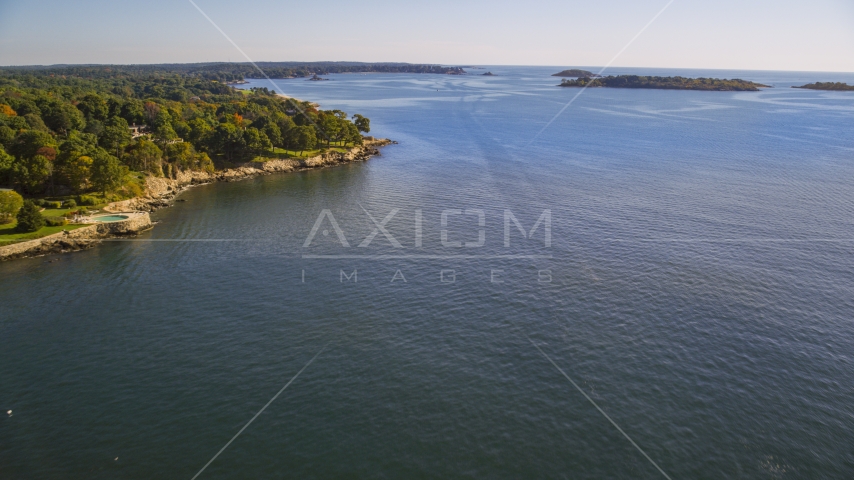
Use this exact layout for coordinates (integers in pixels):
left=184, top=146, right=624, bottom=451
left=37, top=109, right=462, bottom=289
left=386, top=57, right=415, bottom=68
left=1, top=61, right=852, bottom=75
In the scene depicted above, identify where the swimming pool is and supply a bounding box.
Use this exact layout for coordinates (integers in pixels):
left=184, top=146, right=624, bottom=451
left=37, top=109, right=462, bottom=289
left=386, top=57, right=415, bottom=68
left=91, top=215, right=129, bottom=223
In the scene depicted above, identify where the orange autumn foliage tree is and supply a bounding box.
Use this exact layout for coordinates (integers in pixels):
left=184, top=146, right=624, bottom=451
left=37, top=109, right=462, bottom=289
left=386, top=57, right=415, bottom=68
left=0, top=104, right=16, bottom=116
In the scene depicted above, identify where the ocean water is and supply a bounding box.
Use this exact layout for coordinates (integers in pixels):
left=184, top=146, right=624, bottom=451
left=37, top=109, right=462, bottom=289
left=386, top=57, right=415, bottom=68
left=1, top=66, right=853, bottom=478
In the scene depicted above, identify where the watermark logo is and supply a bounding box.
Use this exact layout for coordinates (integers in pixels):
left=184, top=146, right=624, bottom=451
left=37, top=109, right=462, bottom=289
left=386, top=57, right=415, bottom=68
left=302, top=207, right=551, bottom=256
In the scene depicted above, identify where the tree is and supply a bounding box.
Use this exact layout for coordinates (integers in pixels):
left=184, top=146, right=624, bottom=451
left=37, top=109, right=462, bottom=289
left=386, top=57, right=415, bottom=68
left=346, top=122, right=363, bottom=146
left=15, top=200, right=44, bottom=232
left=0, top=145, right=14, bottom=186
left=243, top=127, right=272, bottom=156
left=196, top=152, right=214, bottom=173
left=317, top=113, right=339, bottom=147
left=273, top=112, right=296, bottom=142
left=121, top=100, right=146, bottom=125
left=187, top=118, right=213, bottom=144
left=206, top=123, right=245, bottom=162
left=295, top=126, right=317, bottom=154
left=90, top=151, right=126, bottom=195
left=65, top=155, right=93, bottom=193
left=125, top=138, right=162, bottom=174
left=9, top=130, right=57, bottom=160
left=13, top=155, right=52, bottom=193
left=100, top=116, right=132, bottom=157
left=24, top=113, right=50, bottom=132
left=43, top=101, right=85, bottom=135
left=164, top=142, right=195, bottom=170
left=0, top=126, right=15, bottom=149
left=263, top=122, right=283, bottom=148
left=77, top=93, right=109, bottom=121
left=0, top=189, right=23, bottom=224
left=0, top=104, right=16, bottom=117
left=352, top=114, right=370, bottom=133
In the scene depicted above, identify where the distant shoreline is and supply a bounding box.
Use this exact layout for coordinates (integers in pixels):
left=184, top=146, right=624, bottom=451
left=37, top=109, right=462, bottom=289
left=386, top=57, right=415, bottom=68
left=558, top=75, right=770, bottom=91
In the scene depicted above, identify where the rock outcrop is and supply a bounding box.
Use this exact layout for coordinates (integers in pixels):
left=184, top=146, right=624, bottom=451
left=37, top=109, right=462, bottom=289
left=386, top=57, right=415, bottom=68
left=0, top=213, right=153, bottom=261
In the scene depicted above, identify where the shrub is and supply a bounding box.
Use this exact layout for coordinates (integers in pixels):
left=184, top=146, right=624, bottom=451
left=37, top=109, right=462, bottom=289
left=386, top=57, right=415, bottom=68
left=45, top=216, right=67, bottom=227
left=48, top=201, right=62, bottom=209
left=62, top=199, right=77, bottom=208
left=0, top=189, right=24, bottom=224
left=16, top=200, right=45, bottom=232
left=77, top=195, right=99, bottom=206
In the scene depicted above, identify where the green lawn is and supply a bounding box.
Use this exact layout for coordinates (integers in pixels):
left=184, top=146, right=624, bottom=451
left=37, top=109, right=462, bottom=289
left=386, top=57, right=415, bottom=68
left=268, top=145, right=353, bottom=159
left=0, top=221, right=90, bottom=245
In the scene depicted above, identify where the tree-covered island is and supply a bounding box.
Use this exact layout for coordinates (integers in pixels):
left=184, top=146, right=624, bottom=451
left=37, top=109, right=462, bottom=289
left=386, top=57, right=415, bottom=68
left=558, top=75, right=769, bottom=91
left=792, top=82, right=854, bottom=91
left=552, top=69, right=597, bottom=77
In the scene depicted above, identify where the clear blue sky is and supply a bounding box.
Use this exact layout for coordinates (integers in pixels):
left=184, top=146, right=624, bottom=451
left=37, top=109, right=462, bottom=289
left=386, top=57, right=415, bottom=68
left=1, top=0, right=852, bottom=71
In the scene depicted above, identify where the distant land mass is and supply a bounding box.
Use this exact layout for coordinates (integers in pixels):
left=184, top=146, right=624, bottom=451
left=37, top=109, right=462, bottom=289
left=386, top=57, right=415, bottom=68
left=482, top=72, right=495, bottom=76
left=0, top=62, right=467, bottom=83
left=552, top=69, right=598, bottom=77
left=792, top=82, right=854, bottom=91
left=558, top=75, right=769, bottom=91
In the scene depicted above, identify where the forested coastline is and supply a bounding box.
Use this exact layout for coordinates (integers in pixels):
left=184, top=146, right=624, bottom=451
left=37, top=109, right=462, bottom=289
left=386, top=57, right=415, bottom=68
left=0, top=68, right=373, bottom=198
left=3, top=62, right=466, bottom=83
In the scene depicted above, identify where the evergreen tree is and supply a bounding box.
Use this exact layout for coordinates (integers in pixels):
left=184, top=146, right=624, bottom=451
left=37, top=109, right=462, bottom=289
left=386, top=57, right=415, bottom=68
left=15, top=200, right=44, bottom=232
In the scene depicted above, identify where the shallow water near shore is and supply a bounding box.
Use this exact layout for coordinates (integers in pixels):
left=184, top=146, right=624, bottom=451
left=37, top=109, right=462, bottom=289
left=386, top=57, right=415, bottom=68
left=2, top=66, right=854, bottom=478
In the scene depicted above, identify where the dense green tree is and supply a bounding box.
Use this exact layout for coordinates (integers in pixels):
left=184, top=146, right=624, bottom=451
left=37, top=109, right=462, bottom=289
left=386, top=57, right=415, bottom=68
left=9, top=129, right=56, bottom=160
left=345, top=122, right=363, bottom=145
left=0, top=189, right=23, bottom=223
left=4, top=116, right=29, bottom=131
left=13, top=154, right=52, bottom=193
left=15, top=200, right=44, bottom=232
left=125, top=138, right=162, bottom=174
left=56, top=131, right=98, bottom=166
left=90, top=151, right=125, bottom=194
left=0, top=126, right=15, bottom=148
left=121, top=100, right=146, bottom=125
left=352, top=114, right=370, bottom=133
left=77, top=93, right=109, bottom=121
left=206, top=123, right=245, bottom=162
left=101, top=116, right=131, bottom=157
left=0, top=145, right=14, bottom=185
left=317, top=113, right=340, bottom=147
left=65, top=155, right=93, bottom=193
left=294, top=125, right=317, bottom=154
left=187, top=117, right=213, bottom=145
left=43, top=101, right=85, bottom=134
left=84, top=119, right=104, bottom=137
left=262, top=122, right=282, bottom=148
left=243, top=127, right=272, bottom=156
left=24, top=113, right=50, bottom=132
left=164, top=142, right=195, bottom=170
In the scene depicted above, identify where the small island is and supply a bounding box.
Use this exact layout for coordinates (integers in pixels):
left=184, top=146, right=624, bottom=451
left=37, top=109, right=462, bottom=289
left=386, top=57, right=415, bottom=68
left=792, top=82, right=854, bottom=91
left=552, top=69, right=598, bottom=78
left=481, top=72, right=495, bottom=76
left=558, top=75, right=769, bottom=91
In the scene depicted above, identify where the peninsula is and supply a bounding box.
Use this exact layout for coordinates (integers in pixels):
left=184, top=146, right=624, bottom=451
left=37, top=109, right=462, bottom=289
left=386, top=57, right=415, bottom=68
left=0, top=64, right=392, bottom=259
left=558, top=75, right=769, bottom=91
left=792, top=82, right=854, bottom=91
left=552, top=69, right=597, bottom=77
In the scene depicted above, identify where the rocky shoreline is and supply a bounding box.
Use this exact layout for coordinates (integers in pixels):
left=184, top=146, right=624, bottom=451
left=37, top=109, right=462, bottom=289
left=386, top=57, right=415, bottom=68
left=0, top=213, right=153, bottom=262
left=105, top=138, right=392, bottom=213
left=0, top=138, right=392, bottom=262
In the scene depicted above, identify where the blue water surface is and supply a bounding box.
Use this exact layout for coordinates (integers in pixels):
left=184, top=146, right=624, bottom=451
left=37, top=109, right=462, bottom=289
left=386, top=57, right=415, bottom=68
left=1, top=66, right=853, bottom=478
